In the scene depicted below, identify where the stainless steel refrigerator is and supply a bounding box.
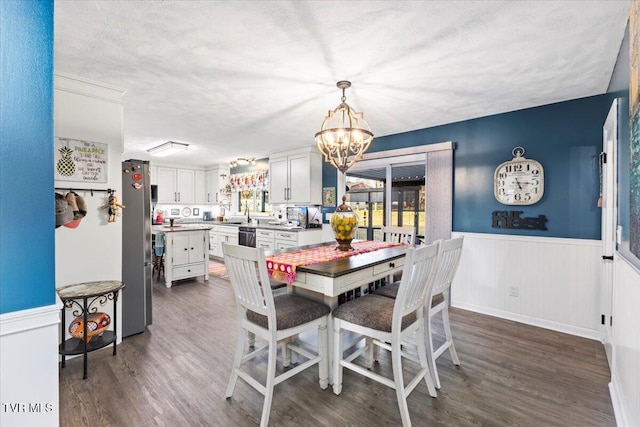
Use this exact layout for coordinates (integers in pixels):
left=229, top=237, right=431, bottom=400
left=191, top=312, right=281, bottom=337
left=121, top=159, right=153, bottom=337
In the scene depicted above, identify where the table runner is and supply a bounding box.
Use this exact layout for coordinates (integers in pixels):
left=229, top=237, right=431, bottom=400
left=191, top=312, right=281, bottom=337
left=266, top=241, right=403, bottom=284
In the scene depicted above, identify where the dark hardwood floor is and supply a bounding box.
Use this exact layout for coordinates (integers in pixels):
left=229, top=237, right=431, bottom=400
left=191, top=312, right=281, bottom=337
left=59, top=264, right=615, bottom=426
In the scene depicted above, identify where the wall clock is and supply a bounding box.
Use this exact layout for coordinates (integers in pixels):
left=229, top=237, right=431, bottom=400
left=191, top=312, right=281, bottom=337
left=494, top=147, right=544, bottom=205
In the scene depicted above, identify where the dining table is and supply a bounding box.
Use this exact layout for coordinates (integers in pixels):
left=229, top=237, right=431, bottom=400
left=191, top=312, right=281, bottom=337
left=264, top=240, right=409, bottom=379
left=265, top=240, right=408, bottom=308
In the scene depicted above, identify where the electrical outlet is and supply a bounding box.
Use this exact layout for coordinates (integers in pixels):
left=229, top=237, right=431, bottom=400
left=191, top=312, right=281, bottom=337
left=509, top=285, right=519, bottom=297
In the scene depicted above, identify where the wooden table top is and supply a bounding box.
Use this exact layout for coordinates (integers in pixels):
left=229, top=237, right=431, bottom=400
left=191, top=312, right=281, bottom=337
left=267, top=241, right=408, bottom=279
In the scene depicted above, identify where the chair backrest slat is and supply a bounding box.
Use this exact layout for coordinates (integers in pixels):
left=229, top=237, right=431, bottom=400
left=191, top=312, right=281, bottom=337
left=394, top=241, right=441, bottom=323
left=382, top=226, right=415, bottom=246
left=223, top=243, right=275, bottom=319
left=431, top=236, right=464, bottom=296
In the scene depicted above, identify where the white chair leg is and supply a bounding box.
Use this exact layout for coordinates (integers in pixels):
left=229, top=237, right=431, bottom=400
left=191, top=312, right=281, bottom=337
left=225, top=325, right=245, bottom=398
left=391, top=337, right=411, bottom=427
left=365, top=337, right=374, bottom=368
left=281, top=338, right=291, bottom=368
left=260, top=336, right=278, bottom=427
left=416, top=321, right=437, bottom=398
left=318, top=317, right=329, bottom=389
left=442, top=304, right=460, bottom=366
left=425, top=313, right=440, bottom=389
left=332, top=319, right=344, bottom=395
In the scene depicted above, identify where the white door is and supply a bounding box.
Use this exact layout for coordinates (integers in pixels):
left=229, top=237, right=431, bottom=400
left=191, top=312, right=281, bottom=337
left=601, top=99, right=618, bottom=365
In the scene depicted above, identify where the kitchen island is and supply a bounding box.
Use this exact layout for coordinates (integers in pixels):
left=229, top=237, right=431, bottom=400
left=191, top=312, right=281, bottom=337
left=152, top=225, right=213, bottom=288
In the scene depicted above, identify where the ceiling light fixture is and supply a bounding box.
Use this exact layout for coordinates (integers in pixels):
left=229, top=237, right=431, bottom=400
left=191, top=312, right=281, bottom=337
left=230, top=158, right=256, bottom=167
left=147, top=141, right=189, bottom=157
left=315, top=80, right=373, bottom=174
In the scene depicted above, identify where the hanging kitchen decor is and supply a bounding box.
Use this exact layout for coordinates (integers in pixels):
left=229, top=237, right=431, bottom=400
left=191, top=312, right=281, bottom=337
left=226, top=169, right=269, bottom=192
left=100, top=190, right=125, bottom=223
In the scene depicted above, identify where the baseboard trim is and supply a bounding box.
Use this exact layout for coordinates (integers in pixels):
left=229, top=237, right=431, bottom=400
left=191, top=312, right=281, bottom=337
left=609, top=378, right=628, bottom=427
left=452, top=301, right=600, bottom=341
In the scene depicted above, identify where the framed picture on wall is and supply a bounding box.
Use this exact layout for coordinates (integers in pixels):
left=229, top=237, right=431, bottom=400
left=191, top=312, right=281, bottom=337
left=323, top=187, right=336, bottom=207
left=170, top=208, right=180, bottom=216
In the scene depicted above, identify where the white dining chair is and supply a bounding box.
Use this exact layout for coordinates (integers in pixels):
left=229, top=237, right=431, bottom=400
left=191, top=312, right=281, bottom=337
left=222, top=243, right=330, bottom=427
left=332, top=241, right=441, bottom=427
left=371, top=236, right=464, bottom=389
left=382, top=225, right=415, bottom=245
left=381, top=225, right=415, bottom=284
left=425, top=236, right=464, bottom=389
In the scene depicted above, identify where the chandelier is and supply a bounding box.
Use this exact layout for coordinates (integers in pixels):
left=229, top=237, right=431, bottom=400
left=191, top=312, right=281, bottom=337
left=315, top=81, right=373, bottom=174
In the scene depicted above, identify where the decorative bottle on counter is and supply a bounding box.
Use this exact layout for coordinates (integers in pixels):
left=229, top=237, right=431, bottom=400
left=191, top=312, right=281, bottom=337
left=330, top=195, right=358, bottom=251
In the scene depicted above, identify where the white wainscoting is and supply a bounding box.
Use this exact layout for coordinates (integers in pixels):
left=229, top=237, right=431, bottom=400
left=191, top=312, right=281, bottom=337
left=0, top=300, right=62, bottom=427
left=609, top=255, right=640, bottom=427
left=451, top=232, right=602, bottom=339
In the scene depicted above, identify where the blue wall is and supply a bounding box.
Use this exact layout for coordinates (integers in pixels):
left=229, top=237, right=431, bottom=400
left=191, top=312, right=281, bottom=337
left=0, top=0, right=55, bottom=314
left=323, top=93, right=620, bottom=239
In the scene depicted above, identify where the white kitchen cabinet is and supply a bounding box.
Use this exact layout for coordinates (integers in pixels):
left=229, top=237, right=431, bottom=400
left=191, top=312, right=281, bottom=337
left=205, top=167, right=230, bottom=204
left=215, top=225, right=239, bottom=257
left=155, top=166, right=200, bottom=204
left=150, top=165, right=158, bottom=185
left=208, top=226, right=219, bottom=257
left=256, top=229, right=275, bottom=250
left=176, top=169, right=195, bottom=203
left=162, top=230, right=209, bottom=288
left=195, top=170, right=206, bottom=204
left=275, top=230, right=298, bottom=250
left=269, top=149, right=322, bottom=205
left=157, top=167, right=177, bottom=203
left=275, top=229, right=323, bottom=250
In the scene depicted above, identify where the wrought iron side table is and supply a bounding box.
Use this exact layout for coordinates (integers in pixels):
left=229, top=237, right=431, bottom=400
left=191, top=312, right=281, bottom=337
left=57, top=280, right=125, bottom=379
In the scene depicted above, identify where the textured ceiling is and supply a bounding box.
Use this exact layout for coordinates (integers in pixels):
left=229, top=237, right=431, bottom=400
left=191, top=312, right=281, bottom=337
left=54, top=1, right=630, bottom=168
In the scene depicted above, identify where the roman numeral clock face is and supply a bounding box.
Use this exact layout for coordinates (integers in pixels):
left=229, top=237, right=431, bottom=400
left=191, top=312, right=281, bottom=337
left=494, top=148, right=544, bottom=205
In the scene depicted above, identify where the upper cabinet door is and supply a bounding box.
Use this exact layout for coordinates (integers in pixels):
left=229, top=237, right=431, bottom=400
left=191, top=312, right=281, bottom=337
left=150, top=165, right=158, bottom=185
left=194, top=170, right=206, bottom=204
left=205, top=167, right=230, bottom=204
left=269, top=156, right=289, bottom=204
left=288, top=153, right=312, bottom=203
left=176, top=169, right=195, bottom=203
left=157, top=167, right=177, bottom=203
left=268, top=150, right=322, bottom=205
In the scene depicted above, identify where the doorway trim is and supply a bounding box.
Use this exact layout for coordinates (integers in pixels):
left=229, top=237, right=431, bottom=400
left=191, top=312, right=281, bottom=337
left=337, top=141, right=454, bottom=243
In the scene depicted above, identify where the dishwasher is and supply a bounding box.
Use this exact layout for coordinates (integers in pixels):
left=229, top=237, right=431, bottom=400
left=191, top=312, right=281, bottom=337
left=238, top=226, right=256, bottom=247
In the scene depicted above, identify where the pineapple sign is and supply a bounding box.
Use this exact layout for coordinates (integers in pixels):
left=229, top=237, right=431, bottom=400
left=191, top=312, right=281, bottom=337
left=55, top=138, right=108, bottom=183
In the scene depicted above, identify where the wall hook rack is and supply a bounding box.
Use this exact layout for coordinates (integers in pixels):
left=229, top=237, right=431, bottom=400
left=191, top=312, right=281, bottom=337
left=55, top=187, right=113, bottom=197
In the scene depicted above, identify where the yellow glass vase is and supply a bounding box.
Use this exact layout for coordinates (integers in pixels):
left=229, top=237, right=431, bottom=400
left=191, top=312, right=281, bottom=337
left=331, top=196, right=358, bottom=251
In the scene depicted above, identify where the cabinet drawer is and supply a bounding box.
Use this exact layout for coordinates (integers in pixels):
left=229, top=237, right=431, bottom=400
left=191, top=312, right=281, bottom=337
left=172, top=263, right=205, bottom=280
left=256, top=239, right=275, bottom=250
left=276, top=241, right=297, bottom=250
left=372, top=258, right=405, bottom=275
left=256, top=229, right=275, bottom=238
left=275, top=231, right=297, bottom=242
